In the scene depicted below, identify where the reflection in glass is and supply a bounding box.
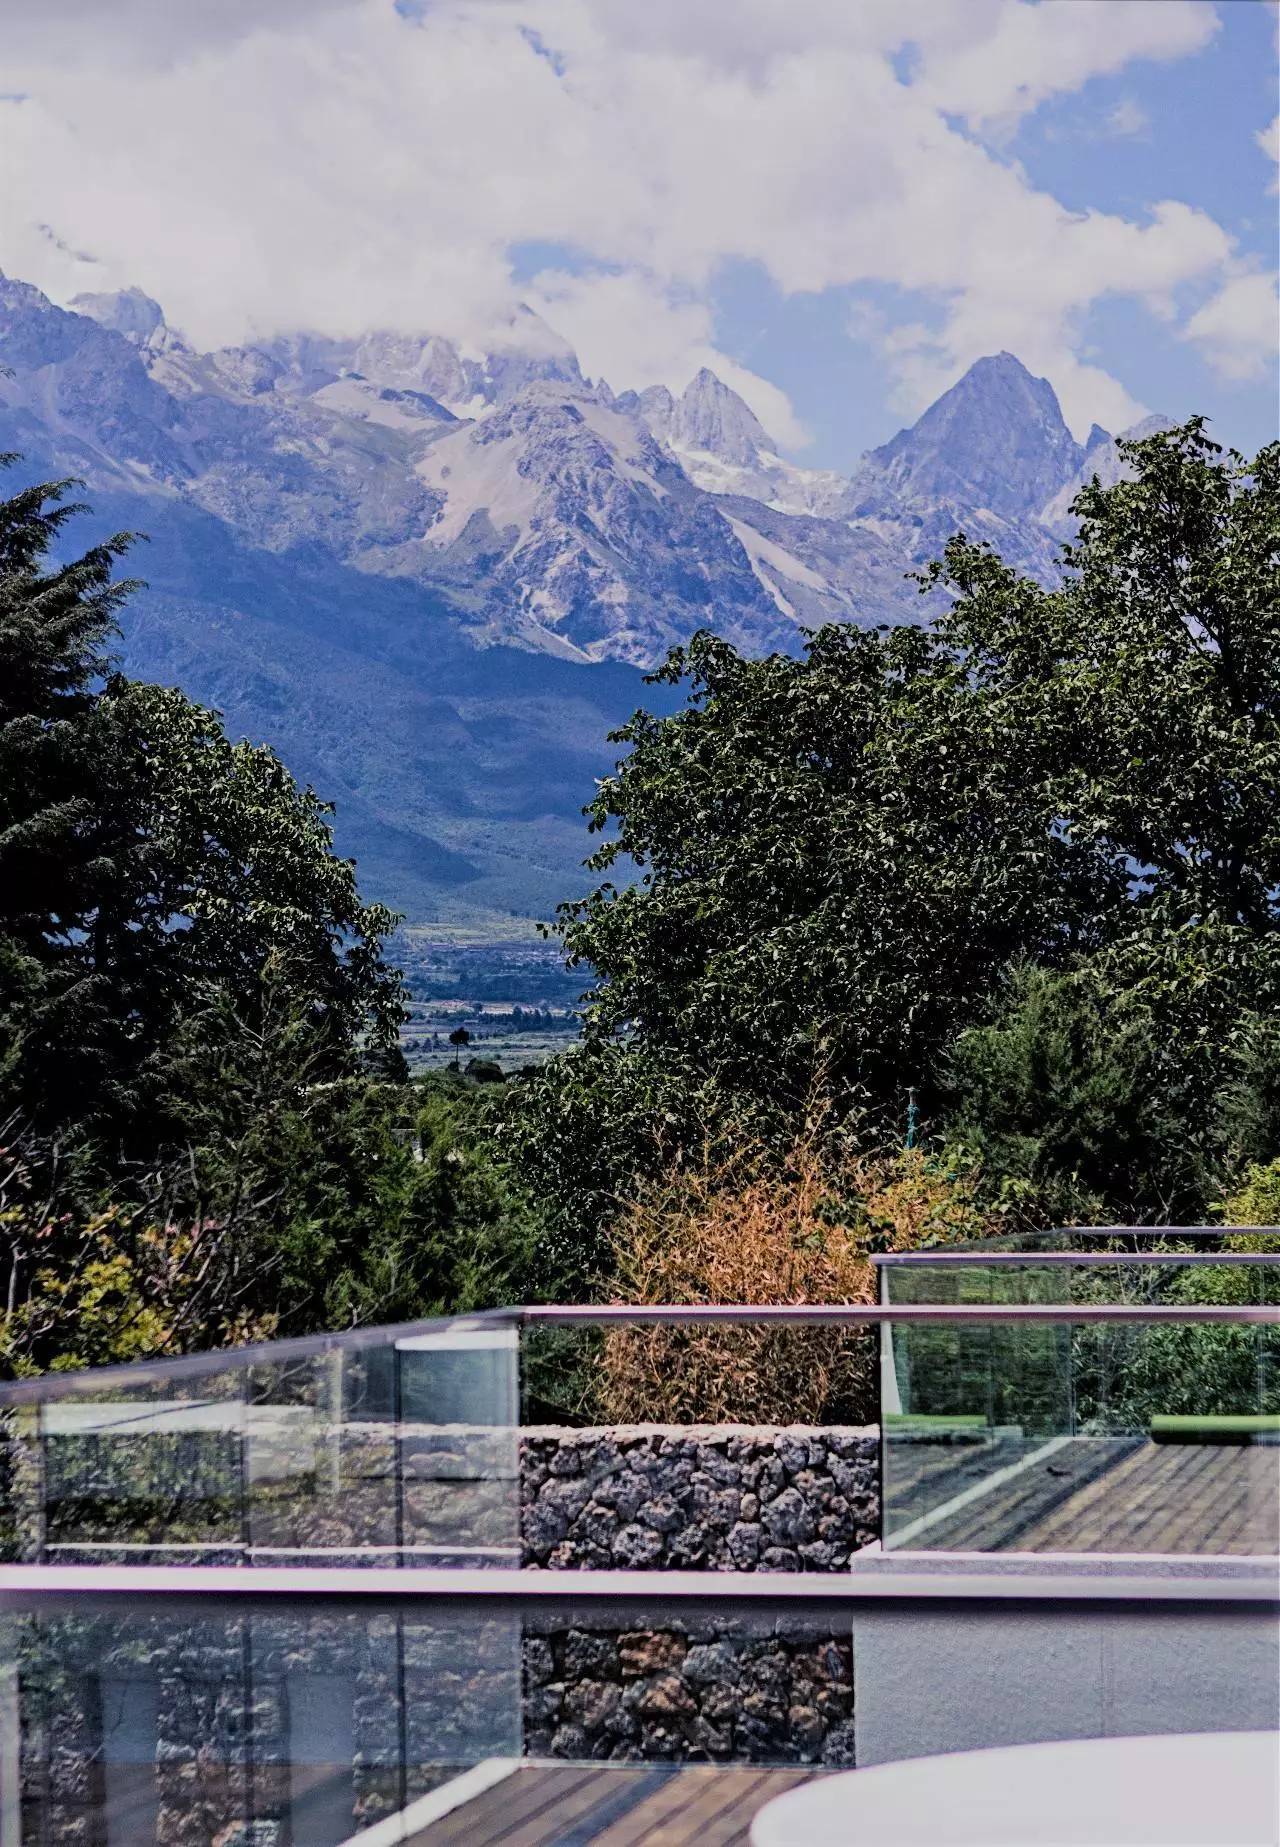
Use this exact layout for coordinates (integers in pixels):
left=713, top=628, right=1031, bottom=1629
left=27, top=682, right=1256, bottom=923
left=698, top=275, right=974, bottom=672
left=4, top=1598, right=521, bottom=1844
left=880, top=1248, right=1280, bottom=1553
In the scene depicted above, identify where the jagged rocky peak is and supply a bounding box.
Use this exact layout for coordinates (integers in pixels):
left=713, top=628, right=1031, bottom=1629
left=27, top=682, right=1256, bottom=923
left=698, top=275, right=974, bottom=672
left=636, top=383, right=676, bottom=440
left=862, top=351, right=1084, bottom=520
left=343, top=307, right=582, bottom=412
left=70, top=285, right=165, bottom=345
left=351, top=330, right=470, bottom=406
left=672, top=366, right=773, bottom=465
left=210, top=346, right=286, bottom=397
left=471, top=304, right=583, bottom=404
left=1039, top=412, right=1176, bottom=531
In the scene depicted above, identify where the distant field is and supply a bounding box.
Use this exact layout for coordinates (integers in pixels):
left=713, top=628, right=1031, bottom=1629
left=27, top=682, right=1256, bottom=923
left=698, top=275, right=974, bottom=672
left=402, top=998, right=581, bottom=1072
left=391, top=934, right=586, bottom=1072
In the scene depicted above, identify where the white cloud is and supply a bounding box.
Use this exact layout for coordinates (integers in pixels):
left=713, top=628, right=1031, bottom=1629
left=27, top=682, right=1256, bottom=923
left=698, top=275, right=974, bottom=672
left=524, top=268, right=808, bottom=446
left=1259, top=115, right=1280, bottom=192
left=1101, top=97, right=1151, bottom=140
left=0, top=0, right=357, bottom=71
left=1182, top=272, right=1280, bottom=381
left=911, top=0, right=1217, bottom=136
left=0, top=0, right=1262, bottom=447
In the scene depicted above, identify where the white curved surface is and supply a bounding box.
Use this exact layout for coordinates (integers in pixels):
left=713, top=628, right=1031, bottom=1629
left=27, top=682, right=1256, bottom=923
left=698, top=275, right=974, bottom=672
left=750, top=1731, right=1280, bottom=1846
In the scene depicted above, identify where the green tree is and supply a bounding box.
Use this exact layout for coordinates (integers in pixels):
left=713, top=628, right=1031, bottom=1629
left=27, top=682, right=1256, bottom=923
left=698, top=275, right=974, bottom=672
left=0, top=468, right=440, bottom=1370
left=0, top=470, right=404, bottom=1157
left=512, top=422, right=1280, bottom=1239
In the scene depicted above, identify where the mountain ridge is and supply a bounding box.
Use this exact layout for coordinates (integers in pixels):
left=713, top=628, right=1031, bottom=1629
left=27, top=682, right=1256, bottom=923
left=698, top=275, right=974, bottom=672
left=0, top=271, right=1172, bottom=918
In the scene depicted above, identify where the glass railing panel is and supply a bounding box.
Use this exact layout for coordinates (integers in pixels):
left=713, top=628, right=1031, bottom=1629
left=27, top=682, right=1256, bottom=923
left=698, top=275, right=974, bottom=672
left=394, top=1324, right=520, bottom=1566
left=889, top=1225, right=1280, bottom=1256
left=883, top=1310, right=1279, bottom=1554
left=0, top=1595, right=521, bottom=1845
left=0, top=1315, right=522, bottom=1568
left=878, top=1249, right=1280, bottom=1312
left=8, top=1361, right=249, bottom=1565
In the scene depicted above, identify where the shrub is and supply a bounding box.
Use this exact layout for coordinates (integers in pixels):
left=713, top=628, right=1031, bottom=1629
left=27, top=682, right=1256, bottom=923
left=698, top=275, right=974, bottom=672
left=592, top=1136, right=998, bottom=1425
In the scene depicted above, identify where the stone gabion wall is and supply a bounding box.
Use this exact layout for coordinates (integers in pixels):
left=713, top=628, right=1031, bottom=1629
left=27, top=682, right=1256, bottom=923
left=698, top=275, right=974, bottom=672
left=519, top=1425, right=880, bottom=1767
left=9, top=1421, right=882, bottom=1837
left=3, top=1417, right=518, bottom=1565
left=523, top=1616, right=857, bottom=1766
left=521, top=1425, right=880, bottom=1571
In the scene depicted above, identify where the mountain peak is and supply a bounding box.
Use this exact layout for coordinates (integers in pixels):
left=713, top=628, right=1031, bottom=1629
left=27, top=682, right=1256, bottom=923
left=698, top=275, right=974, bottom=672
left=671, top=368, right=773, bottom=466
left=70, top=286, right=165, bottom=345
left=864, top=350, right=1083, bottom=520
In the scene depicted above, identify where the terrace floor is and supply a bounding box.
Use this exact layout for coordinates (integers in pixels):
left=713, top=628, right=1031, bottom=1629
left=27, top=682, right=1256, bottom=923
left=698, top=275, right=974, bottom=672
left=412, top=1764, right=819, bottom=1846
left=1013, top=1439, right=1279, bottom=1553
left=900, top=1437, right=1279, bottom=1553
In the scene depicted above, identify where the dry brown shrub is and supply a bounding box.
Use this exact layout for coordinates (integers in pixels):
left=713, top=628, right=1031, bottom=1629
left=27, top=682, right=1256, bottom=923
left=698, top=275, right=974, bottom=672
left=597, top=1135, right=994, bottom=1425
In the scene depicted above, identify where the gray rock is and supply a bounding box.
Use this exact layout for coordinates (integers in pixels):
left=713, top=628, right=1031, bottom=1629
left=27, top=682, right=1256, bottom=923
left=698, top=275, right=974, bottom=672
left=760, top=1545, right=801, bottom=1571
left=639, top=1495, right=685, bottom=1535
left=682, top=1643, right=740, bottom=1688
left=762, top=1486, right=817, bottom=1546
left=550, top=1723, right=589, bottom=1759
left=612, top=1522, right=665, bottom=1567
left=564, top=1631, right=618, bottom=1681
left=822, top=1719, right=858, bottom=1767
left=726, top=1521, right=762, bottom=1567
left=524, top=1638, right=556, bottom=1685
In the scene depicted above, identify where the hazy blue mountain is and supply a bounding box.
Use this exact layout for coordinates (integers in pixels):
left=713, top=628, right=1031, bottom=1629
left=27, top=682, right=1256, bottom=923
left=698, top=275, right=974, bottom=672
left=860, top=352, right=1084, bottom=516
left=0, top=274, right=1169, bottom=919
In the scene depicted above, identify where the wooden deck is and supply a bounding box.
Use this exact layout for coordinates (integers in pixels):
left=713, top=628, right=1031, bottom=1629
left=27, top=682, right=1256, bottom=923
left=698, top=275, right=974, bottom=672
left=895, top=1437, right=1279, bottom=1553
left=1012, top=1438, right=1279, bottom=1553
left=410, top=1764, right=818, bottom=1846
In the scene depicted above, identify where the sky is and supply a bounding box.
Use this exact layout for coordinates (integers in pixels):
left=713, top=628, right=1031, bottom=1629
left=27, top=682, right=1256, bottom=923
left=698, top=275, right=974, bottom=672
left=1, top=0, right=1276, bottom=470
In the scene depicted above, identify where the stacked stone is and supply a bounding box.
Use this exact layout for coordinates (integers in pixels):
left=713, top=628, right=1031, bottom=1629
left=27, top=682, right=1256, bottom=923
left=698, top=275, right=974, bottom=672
left=523, top=1621, right=856, bottom=1766
left=12, top=1606, right=520, bottom=1845
left=520, top=1425, right=879, bottom=1571
left=519, top=1424, right=879, bottom=1768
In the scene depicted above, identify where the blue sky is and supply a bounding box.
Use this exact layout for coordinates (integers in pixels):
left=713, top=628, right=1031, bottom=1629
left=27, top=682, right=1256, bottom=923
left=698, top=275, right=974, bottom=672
left=516, top=2, right=1280, bottom=468
left=712, top=1, right=1278, bottom=466
left=2, top=0, right=1276, bottom=472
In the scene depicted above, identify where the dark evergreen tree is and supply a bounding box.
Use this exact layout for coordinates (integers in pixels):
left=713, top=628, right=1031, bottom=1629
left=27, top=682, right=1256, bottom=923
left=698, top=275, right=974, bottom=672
left=0, top=467, right=404, bottom=1156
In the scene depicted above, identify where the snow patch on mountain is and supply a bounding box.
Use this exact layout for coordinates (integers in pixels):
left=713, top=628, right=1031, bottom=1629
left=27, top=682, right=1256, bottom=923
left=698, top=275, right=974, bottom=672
left=722, top=511, right=831, bottom=619
left=311, top=374, right=457, bottom=433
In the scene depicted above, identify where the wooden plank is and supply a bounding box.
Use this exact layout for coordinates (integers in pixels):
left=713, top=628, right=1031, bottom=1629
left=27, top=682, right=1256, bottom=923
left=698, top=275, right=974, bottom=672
left=499, top=1768, right=655, bottom=1847
left=591, top=1767, right=729, bottom=1846
left=416, top=1765, right=606, bottom=1845
left=715, top=1771, right=814, bottom=1847
left=627, top=1768, right=773, bottom=1845
left=546, top=1768, right=683, bottom=1846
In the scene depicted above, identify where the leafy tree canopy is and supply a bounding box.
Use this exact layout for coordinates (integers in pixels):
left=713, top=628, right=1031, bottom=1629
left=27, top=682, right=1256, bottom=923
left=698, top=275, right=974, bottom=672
left=513, top=422, right=1280, bottom=1240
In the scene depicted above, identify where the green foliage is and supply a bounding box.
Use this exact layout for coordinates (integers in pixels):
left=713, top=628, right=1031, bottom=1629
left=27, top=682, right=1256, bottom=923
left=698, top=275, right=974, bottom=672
left=512, top=422, right=1280, bottom=1233
left=256, top=1072, right=547, bottom=1334
left=1219, top=1157, right=1280, bottom=1230
left=945, top=941, right=1280, bottom=1223
left=0, top=1120, right=278, bottom=1377
left=0, top=470, right=404, bottom=1158
left=0, top=470, right=554, bottom=1372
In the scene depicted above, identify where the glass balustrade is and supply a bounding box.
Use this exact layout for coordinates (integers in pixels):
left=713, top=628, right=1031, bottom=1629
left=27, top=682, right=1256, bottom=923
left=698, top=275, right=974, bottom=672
left=0, top=1315, right=521, bottom=1568
left=877, top=1246, right=1280, bottom=1553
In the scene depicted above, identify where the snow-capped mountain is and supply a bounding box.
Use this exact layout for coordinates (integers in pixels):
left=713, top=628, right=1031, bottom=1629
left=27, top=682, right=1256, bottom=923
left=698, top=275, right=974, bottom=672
left=0, top=271, right=1173, bottom=916
left=624, top=369, right=857, bottom=518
